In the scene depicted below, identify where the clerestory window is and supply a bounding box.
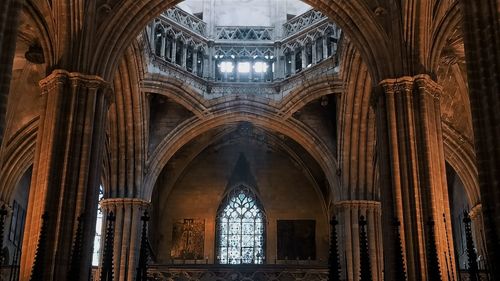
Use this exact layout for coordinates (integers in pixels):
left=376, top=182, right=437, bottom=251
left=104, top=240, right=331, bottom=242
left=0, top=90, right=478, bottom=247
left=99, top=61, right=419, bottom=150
left=216, top=185, right=265, bottom=264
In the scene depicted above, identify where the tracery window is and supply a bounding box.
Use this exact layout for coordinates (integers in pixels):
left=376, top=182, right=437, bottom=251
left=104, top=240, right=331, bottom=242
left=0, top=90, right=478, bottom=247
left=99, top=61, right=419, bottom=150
left=216, top=185, right=265, bottom=264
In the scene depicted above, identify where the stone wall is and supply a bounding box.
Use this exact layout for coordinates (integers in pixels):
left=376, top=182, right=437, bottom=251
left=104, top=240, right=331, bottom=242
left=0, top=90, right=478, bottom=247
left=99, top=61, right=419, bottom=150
left=151, top=141, right=329, bottom=264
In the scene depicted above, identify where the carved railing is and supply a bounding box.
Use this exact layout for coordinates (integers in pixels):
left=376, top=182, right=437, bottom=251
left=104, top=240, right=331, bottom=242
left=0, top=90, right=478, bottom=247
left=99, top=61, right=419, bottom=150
left=283, top=9, right=327, bottom=37
left=162, top=7, right=207, bottom=37
left=147, top=54, right=341, bottom=100
left=281, top=21, right=340, bottom=51
left=3, top=266, right=493, bottom=281
left=215, top=26, right=274, bottom=41
left=148, top=6, right=342, bottom=89
left=148, top=264, right=328, bottom=281
left=458, top=270, right=490, bottom=281
left=213, top=45, right=275, bottom=58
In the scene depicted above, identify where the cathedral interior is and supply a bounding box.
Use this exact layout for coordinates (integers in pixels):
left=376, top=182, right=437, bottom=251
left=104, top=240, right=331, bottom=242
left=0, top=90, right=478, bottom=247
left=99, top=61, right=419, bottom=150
left=0, top=0, right=499, bottom=280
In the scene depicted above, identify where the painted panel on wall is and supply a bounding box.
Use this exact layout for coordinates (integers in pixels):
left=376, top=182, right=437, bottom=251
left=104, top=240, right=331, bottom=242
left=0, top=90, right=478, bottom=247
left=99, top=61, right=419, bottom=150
left=277, top=220, right=316, bottom=260
left=171, top=219, right=205, bottom=259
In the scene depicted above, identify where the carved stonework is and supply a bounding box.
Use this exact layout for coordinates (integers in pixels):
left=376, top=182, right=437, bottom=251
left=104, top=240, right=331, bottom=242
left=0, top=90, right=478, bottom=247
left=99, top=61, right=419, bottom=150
left=148, top=265, right=328, bottom=281
left=163, top=7, right=207, bottom=36
left=282, top=10, right=327, bottom=37
left=216, top=26, right=274, bottom=41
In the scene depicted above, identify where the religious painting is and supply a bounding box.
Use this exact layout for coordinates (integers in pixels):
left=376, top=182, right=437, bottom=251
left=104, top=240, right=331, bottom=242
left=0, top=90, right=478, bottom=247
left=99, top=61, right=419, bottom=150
left=171, top=218, right=205, bottom=259
left=277, top=220, right=316, bottom=260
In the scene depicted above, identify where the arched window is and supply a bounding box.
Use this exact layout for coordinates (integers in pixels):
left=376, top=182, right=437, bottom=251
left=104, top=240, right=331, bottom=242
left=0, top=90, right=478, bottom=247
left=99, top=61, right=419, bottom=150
left=216, top=185, right=265, bottom=264
left=92, top=185, right=104, bottom=266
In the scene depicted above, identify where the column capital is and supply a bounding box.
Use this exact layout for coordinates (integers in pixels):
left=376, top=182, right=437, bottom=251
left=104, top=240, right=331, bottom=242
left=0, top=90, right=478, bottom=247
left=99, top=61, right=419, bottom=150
left=378, top=74, right=442, bottom=99
left=470, top=203, right=482, bottom=220
left=100, top=198, right=150, bottom=211
left=334, top=200, right=381, bottom=211
left=414, top=74, right=442, bottom=100
left=378, top=76, right=413, bottom=94
left=39, top=69, right=113, bottom=104
left=39, top=69, right=110, bottom=91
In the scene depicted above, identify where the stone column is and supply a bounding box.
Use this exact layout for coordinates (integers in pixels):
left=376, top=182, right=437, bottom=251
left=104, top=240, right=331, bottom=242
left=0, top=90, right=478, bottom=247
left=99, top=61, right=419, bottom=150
left=160, top=35, right=166, bottom=59
left=322, top=37, right=328, bottom=59
left=0, top=0, right=22, bottom=146
left=171, top=40, right=177, bottom=65
left=192, top=51, right=198, bottom=75
left=203, top=55, right=209, bottom=79
left=149, top=21, right=156, bottom=54
left=100, top=198, right=150, bottom=281
left=301, top=46, right=307, bottom=70
left=250, top=59, right=255, bottom=82
left=376, top=75, right=456, bottom=281
left=273, top=42, right=282, bottom=80
left=291, top=51, right=296, bottom=75
left=458, top=2, right=500, bottom=278
left=312, top=41, right=317, bottom=65
left=20, top=70, right=111, bottom=281
left=181, top=45, right=187, bottom=69
left=208, top=41, right=215, bottom=80
left=469, top=204, right=488, bottom=270
left=335, top=201, right=383, bottom=281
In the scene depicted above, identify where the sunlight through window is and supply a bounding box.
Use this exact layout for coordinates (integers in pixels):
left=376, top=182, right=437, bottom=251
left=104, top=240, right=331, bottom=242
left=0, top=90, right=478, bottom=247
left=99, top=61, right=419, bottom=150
left=92, top=186, right=104, bottom=266
left=216, top=185, right=265, bottom=264
left=253, top=62, right=268, bottom=73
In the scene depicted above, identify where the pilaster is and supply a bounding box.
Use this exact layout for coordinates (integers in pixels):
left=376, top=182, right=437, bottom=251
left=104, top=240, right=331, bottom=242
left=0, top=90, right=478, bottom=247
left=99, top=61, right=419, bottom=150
left=273, top=42, right=282, bottom=80
left=181, top=45, right=187, bottom=69
left=100, top=198, right=150, bottom=281
left=335, top=200, right=383, bottom=281
left=20, top=69, right=111, bottom=281
left=301, top=46, right=307, bottom=70
left=312, top=41, right=317, bottom=64
left=192, top=51, right=198, bottom=75
left=469, top=204, right=487, bottom=269
left=0, top=0, right=22, bottom=147
left=458, top=1, right=500, bottom=278
left=376, top=74, right=456, bottom=281
left=322, top=37, right=328, bottom=59
left=171, top=40, right=177, bottom=65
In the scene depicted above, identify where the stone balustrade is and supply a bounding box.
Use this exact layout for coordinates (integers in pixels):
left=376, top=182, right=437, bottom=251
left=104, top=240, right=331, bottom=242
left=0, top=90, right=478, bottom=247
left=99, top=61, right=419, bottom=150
left=149, top=7, right=341, bottom=83
left=147, top=264, right=328, bottom=281
left=282, top=9, right=327, bottom=37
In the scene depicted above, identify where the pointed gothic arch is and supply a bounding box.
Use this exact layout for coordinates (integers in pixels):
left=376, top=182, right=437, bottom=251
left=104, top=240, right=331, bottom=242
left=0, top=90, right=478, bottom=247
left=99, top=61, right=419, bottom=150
left=215, top=184, right=266, bottom=264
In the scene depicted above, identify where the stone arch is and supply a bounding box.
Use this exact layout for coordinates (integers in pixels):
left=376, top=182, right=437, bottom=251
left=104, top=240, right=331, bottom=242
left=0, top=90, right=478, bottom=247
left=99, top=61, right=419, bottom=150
left=0, top=117, right=37, bottom=203
left=442, top=122, right=480, bottom=206
left=140, top=77, right=208, bottom=118
left=336, top=39, right=377, bottom=200
left=19, top=2, right=55, bottom=67
left=277, top=75, right=344, bottom=118
left=429, top=0, right=462, bottom=71
left=153, top=124, right=330, bottom=218
left=143, top=110, right=339, bottom=202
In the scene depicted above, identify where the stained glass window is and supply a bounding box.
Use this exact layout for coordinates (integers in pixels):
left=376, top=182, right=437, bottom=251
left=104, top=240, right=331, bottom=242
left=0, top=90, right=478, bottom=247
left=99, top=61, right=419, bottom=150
left=216, top=185, right=265, bottom=264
